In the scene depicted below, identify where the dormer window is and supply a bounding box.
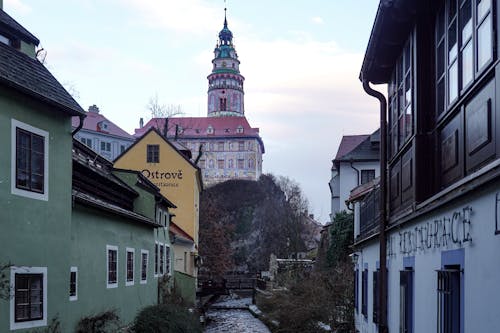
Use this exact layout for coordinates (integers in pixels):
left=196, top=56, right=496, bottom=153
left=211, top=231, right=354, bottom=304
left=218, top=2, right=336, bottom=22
left=236, top=125, right=244, bottom=134
left=98, top=121, right=109, bottom=132
left=207, top=126, right=214, bottom=134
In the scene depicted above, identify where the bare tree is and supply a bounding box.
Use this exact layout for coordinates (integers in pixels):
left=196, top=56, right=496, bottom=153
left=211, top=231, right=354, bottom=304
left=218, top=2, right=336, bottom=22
left=147, top=93, right=184, bottom=119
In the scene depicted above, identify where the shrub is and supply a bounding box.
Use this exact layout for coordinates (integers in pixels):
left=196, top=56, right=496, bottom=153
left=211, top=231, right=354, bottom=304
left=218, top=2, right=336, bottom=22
left=75, top=310, right=120, bottom=333
left=133, top=303, right=202, bottom=333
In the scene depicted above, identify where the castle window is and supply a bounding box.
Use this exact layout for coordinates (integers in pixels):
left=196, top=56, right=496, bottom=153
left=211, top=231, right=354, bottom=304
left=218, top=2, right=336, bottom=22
left=218, top=142, right=224, bottom=151
left=220, top=98, right=227, bottom=111
left=238, top=141, right=245, bottom=151
left=217, top=159, right=225, bottom=169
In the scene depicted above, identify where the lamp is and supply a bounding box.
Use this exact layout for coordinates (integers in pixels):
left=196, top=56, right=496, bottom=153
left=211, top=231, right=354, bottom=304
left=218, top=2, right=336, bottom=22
left=349, top=252, right=359, bottom=264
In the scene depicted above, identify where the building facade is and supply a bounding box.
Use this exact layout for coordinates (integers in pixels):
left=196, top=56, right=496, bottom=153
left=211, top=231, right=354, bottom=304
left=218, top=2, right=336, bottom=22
left=329, top=131, right=380, bottom=220
left=114, top=128, right=203, bottom=304
left=0, top=7, right=175, bottom=331
left=134, top=10, right=265, bottom=187
left=354, top=1, right=500, bottom=332
left=72, top=104, right=135, bottom=161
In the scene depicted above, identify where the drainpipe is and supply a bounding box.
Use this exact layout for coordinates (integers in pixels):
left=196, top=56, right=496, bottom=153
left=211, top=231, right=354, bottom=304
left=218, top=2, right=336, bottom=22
left=362, top=78, right=388, bottom=333
left=194, top=143, right=203, bottom=165
left=71, top=114, right=86, bottom=136
left=350, top=159, right=361, bottom=186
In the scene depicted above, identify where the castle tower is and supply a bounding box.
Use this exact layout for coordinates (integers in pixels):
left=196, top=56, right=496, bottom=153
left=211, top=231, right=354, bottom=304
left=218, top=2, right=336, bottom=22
left=207, top=8, right=245, bottom=117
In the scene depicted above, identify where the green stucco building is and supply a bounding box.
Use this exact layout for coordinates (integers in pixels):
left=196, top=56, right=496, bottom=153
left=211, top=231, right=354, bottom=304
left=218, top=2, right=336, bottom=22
left=0, top=7, right=176, bottom=332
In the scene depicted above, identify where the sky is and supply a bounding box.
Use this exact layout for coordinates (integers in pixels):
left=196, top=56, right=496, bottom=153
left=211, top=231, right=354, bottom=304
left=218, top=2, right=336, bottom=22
left=5, top=0, right=381, bottom=223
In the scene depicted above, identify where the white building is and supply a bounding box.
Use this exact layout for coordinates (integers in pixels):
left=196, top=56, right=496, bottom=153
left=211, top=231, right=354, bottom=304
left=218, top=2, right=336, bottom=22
left=354, top=1, right=500, bottom=332
left=329, top=131, right=380, bottom=221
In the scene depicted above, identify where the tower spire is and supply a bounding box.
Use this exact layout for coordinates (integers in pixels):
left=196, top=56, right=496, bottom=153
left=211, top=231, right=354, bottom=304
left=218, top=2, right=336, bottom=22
left=224, top=2, right=227, bottom=28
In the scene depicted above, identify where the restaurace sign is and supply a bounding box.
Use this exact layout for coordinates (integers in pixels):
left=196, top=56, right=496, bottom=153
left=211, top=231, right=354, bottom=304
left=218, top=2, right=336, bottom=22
left=387, top=206, right=473, bottom=256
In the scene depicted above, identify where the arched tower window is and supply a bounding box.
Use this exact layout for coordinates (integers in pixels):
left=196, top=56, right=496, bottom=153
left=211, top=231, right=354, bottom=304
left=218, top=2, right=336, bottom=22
left=220, top=98, right=227, bottom=111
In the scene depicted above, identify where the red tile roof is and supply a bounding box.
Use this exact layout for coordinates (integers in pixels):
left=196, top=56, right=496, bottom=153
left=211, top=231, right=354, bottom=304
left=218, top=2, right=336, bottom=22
left=169, top=221, right=194, bottom=243
left=72, top=110, right=134, bottom=139
left=135, top=116, right=265, bottom=152
left=334, top=135, right=369, bottom=160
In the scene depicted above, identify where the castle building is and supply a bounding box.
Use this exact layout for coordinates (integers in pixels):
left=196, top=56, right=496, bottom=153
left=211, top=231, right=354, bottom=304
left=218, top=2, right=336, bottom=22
left=135, top=9, right=265, bottom=186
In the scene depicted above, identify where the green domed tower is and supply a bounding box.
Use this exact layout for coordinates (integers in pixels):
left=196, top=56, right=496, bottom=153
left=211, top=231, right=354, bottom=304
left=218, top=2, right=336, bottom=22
left=207, top=9, right=245, bottom=117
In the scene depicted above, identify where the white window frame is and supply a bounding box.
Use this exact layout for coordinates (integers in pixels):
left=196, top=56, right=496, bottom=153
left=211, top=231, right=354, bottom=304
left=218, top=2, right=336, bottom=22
left=140, top=249, right=149, bottom=284
left=69, top=266, right=78, bottom=301
left=106, top=245, right=118, bottom=289
left=10, top=266, right=48, bottom=331
left=11, top=119, right=49, bottom=201
left=125, top=247, right=135, bottom=286
left=159, top=243, right=165, bottom=276
left=165, top=245, right=172, bottom=276
left=154, top=241, right=159, bottom=278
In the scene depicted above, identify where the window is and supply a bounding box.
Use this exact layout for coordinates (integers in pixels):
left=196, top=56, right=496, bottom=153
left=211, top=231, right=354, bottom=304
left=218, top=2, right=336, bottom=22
left=154, top=242, right=159, bottom=277
left=237, top=159, right=244, bottom=169
left=228, top=159, right=234, bottom=168
left=437, top=267, right=461, bottom=333
left=236, top=125, right=244, bottom=134
left=80, top=137, right=92, bottom=148
left=361, top=169, right=376, bottom=184
left=217, top=159, right=225, bottom=169
left=209, top=159, right=215, bottom=169
left=199, top=159, right=206, bottom=168
left=126, top=248, right=134, bottom=286
left=355, top=269, right=359, bottom=313
left=248, top=159, right=255, bottom=169
left=69, top=267, right=77, bottom=301
left=373, top=270, right=379, bottom=323
left=362, top=268, right=368, bottom=317
left=120, top=145, right=126, bottom=153
left=147, top=144, right=159, bottom=163
left=220, top=97, right=227, bottom=111
left=159, top=244, right=165, bottom=275
left=100, top=141, right=111, bottom=152
left=400, top=269, right=414, bottom=333
left=388, top=38, right=413, bottom=156
left=106, top=245, right=118, bottom=288
left=12, top=120, right=49, bottom=201
left=238, top=141, right=245, bottom=151
left=165, top=246, right=171, bottom=275
left=218, top=142, right=224, bottom=151
left=10, top=266, right=47, bottom=330
left=141, top=250, right=148, bottom=284
left=435, top=0, right=494, bottom=115
left=209, top=142, right=214, bottom=151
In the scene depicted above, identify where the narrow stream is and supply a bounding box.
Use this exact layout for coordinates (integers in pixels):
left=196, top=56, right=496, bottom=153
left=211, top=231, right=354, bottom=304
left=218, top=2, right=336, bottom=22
left=203, top=296, right=271, bottom=333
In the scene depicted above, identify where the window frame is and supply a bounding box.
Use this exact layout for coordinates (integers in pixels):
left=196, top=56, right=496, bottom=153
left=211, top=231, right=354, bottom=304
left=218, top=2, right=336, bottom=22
left=362, top=268, right=368, bottom=318
left=11, top=119, right=49, bottom=201
left=147, top=144, right=160, bottom=163
left=435, top=0, right=495, bottom=119
left=165, top=245, right=171, bottom=276
left=159, top=243, right=165, bottom=276
left=106, top=245, right=118, bottom=289
left=154, top=242, right=159, bottom=277
left=125, top=247, right=135, bottom=286
left=69, top=266, right=78, bottom=301
left=10, top=266, right=47, bottom=330
left=140, top=249, right=148, bottom=284
left=361, top=169, right=376, bottom=185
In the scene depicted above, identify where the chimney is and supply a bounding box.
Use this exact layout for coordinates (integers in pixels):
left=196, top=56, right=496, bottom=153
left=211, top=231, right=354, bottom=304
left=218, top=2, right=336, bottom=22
left=139, top=117, right=144, bottom=128
left=88, top=104, right=100, bottom=113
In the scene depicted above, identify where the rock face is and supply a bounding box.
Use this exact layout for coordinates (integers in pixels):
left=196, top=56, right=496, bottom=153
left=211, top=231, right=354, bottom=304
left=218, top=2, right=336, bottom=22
left=199, top=175, right=321, bottom=275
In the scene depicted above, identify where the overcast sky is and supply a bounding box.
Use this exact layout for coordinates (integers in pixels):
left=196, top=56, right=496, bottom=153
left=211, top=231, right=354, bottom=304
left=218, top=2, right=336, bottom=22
left=5, top=0, right=381, bottom=223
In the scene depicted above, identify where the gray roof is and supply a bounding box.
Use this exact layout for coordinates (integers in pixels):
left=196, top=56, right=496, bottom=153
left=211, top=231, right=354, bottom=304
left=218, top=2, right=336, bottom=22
left=0, top=9, right=39, bottom=45
left=338, top=129, right=380, bottom=162
left=0, top=41, right=84, bottom=116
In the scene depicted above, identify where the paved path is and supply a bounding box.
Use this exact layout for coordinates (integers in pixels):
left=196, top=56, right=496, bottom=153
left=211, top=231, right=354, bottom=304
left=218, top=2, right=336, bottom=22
left=203, top=296, right=271, bottom=333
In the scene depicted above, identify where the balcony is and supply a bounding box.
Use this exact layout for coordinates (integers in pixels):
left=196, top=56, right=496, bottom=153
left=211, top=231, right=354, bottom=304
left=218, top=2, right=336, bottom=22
left=358, top=185, right=380, bottom=239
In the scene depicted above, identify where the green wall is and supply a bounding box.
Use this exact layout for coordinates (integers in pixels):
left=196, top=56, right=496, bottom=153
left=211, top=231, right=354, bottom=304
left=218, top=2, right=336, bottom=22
left=174, top=271, right=196, bottom=306
left=0, top=87, right=74, bottom=332
left=68, top=204, right=161, bottom=330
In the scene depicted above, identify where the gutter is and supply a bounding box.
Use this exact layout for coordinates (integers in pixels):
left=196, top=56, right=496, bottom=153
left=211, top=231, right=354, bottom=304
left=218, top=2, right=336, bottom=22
left=71, top=114, right=86, bottom=136
left=362, top=78, right=388, bottom=333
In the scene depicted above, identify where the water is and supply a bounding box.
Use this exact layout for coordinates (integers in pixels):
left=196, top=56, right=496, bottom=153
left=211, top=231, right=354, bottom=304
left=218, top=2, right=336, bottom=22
left=203, top=296, right=271, bottom=333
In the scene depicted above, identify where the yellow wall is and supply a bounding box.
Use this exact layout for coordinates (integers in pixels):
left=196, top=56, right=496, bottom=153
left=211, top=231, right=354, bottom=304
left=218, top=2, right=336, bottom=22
left=115, top=130, right=201, bottom=243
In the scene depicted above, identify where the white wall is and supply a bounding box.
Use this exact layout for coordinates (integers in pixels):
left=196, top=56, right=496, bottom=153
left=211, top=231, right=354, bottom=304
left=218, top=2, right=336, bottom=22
left=355, top=178, right=500, bottom=333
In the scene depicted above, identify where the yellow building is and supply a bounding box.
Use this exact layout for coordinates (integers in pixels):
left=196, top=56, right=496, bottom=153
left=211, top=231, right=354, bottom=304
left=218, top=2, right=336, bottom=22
left=114, top=128, right=202, bottom=303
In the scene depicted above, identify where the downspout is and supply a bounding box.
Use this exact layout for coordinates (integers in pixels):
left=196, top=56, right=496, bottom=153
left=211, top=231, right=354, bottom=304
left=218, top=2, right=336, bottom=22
left=350, top=159, right=361, bottom=186
left=362, top=78, right=388, bottom=333
left=71, top=114, right=86, bottom=136
left=194, top=143, right=203, bottom=165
